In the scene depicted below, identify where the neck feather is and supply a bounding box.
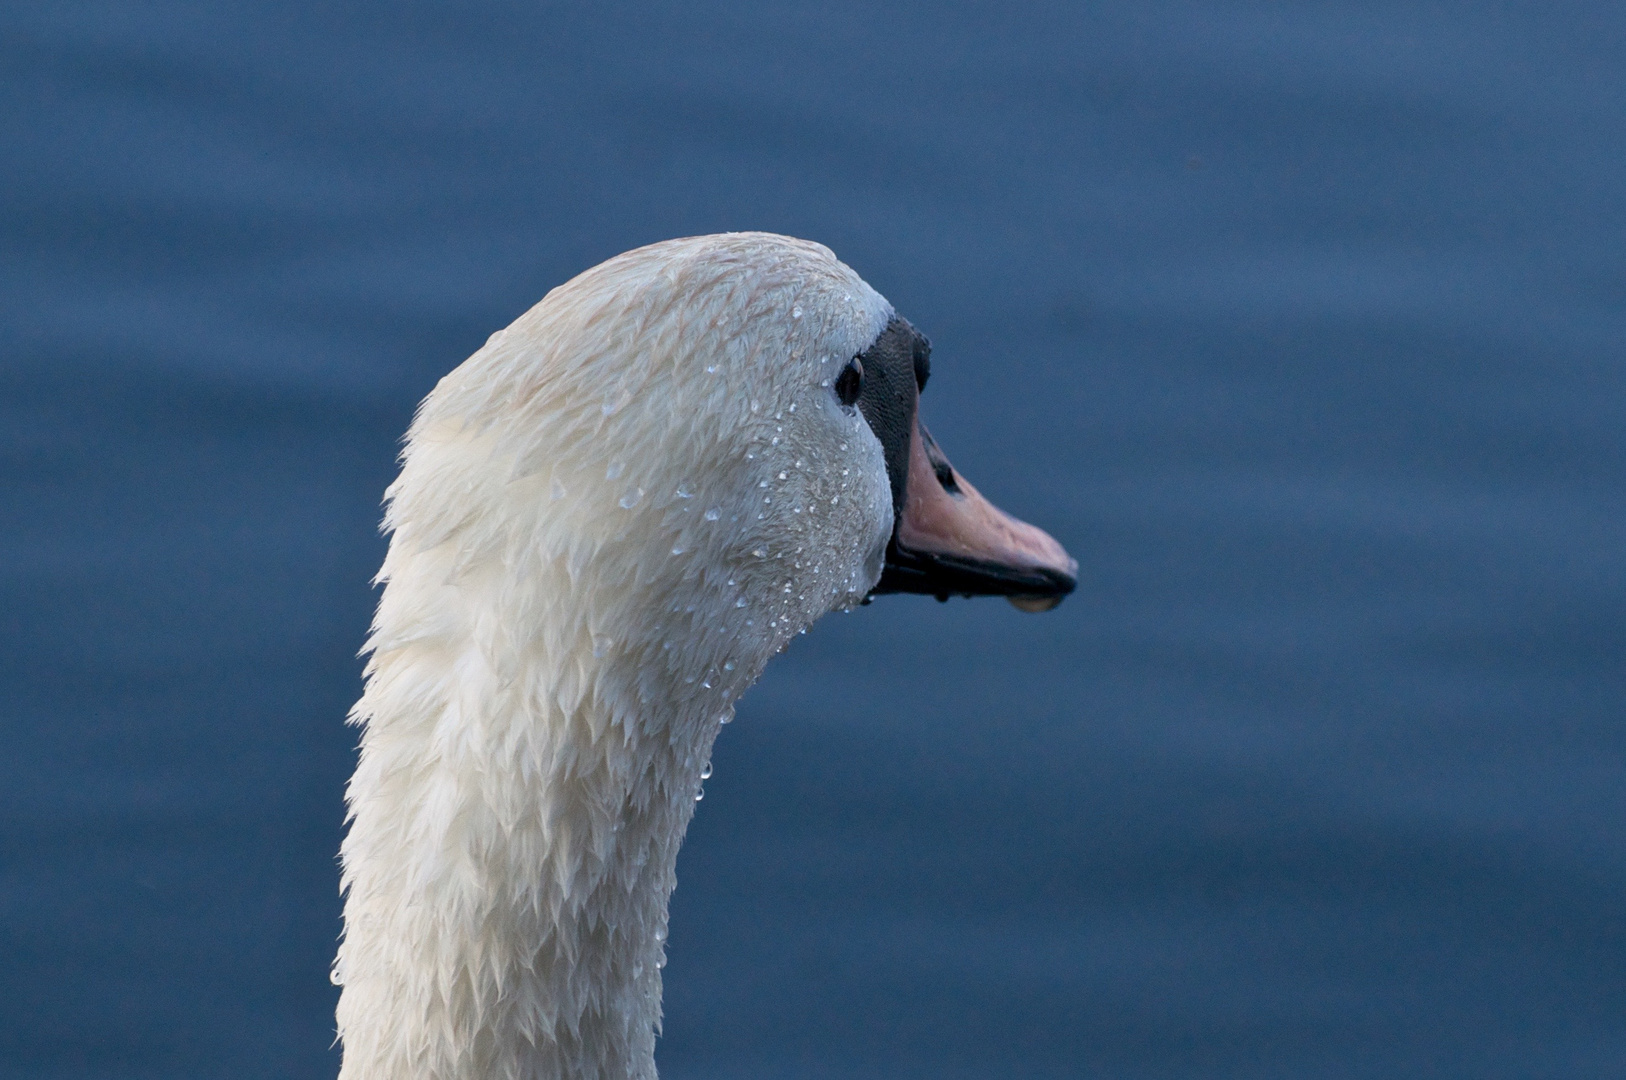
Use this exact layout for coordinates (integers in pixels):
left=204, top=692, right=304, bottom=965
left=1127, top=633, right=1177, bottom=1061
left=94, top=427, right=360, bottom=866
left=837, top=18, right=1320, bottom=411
left=335, top=527, right=757, bottom=1080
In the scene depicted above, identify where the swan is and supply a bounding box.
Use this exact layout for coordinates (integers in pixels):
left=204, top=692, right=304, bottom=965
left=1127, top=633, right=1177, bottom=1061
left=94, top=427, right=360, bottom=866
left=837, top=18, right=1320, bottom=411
left=333, top=232, right=1077, bottom=1080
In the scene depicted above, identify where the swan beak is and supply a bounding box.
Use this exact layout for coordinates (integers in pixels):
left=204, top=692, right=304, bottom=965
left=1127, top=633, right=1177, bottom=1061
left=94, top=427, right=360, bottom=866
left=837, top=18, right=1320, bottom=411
left=872, top=420, right=1078, bottom=610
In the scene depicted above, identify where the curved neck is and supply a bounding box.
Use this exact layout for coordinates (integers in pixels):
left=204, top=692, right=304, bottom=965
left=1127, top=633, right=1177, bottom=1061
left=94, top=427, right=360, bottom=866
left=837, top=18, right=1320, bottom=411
left=334, top=543, right=749, bottom=1080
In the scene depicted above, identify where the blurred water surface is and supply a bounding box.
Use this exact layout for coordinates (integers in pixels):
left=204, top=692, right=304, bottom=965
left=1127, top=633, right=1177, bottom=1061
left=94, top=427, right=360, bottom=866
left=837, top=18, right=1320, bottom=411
left=3, top=1, right=1625, bottom=1077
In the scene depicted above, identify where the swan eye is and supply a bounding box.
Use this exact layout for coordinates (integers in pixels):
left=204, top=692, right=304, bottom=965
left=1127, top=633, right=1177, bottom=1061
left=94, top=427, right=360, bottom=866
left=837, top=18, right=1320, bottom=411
left=834, top=357, right=863, bottom=407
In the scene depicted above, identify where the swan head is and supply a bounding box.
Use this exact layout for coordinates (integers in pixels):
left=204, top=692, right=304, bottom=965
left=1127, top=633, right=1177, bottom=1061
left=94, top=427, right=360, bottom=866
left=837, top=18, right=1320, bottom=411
left=382, top=233, right=1074, bottom=699
left=341, top=233, right=1077, bottom=1080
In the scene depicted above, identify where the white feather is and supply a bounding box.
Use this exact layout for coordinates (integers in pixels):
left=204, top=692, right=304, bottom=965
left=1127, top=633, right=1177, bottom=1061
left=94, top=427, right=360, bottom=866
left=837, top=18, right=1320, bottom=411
left=336, top=233, right=896, bottom=1080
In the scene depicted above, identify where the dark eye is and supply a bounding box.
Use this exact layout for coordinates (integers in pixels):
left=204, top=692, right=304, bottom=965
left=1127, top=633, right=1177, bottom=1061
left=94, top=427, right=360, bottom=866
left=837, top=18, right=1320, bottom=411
left=834, top=357, right=864, bottom=407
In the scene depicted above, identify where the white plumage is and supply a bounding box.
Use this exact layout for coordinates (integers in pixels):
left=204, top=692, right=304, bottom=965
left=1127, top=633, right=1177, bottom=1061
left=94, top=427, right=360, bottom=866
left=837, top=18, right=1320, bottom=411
left=335, top=234, right=900, bottom=1080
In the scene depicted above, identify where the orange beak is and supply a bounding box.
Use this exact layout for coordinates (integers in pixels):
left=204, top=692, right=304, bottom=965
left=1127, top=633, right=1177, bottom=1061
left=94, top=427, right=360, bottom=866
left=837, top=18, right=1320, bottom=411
left=872, top=419, right=1078, bottom=611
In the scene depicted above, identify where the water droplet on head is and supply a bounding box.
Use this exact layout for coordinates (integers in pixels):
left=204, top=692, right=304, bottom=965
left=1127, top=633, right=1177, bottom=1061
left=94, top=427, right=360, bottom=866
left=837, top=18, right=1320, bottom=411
left=704, top=507, right=720, bottom=521
left=723, top=660, right=735, bottom=671
left=752, top=548, right=766, bottom=558
left=675, top=485, right=694, bottom=499
left=705, top=365, right=717, bottom=374
left=750, top=400, right=760, bottom=413
left=606, top=462, right=625, bottom=480
left=671, top=544, right=685, bottom=556
left=701, top=761, right=713, bottom=779
left=619, top=488, right=644, bottom=509
left=694, top=787, right=704, bottom=802
left=791, top=304, right=803, bottom=319
left=735, top=597, right=747, bottom=608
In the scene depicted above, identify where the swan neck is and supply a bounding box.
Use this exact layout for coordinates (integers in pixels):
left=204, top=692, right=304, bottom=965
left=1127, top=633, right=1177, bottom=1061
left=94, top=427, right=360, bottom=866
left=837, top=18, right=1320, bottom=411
left=335, top=568, right=743, bottom=1080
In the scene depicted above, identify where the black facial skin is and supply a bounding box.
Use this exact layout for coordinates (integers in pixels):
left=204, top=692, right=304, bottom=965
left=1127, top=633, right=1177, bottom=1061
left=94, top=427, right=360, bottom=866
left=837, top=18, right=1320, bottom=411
left=848, top=316, right=928, bottom=517
left=843, top=314, right=1076, bottom=603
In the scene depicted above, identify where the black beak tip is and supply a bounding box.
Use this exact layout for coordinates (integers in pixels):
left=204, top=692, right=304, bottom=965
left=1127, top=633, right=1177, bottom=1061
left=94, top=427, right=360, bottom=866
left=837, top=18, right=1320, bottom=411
left=1005, top=564, right=1077, bottom=613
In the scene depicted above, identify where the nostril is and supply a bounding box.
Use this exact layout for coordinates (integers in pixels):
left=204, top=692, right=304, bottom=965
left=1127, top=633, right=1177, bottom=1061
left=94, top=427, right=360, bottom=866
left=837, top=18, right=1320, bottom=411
left=919, top=422, right=961, bottom=495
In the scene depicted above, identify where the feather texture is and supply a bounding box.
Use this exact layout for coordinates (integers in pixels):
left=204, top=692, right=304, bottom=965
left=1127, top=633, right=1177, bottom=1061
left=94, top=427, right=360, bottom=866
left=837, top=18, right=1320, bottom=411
left=336, top=234, right=896, bottom=1080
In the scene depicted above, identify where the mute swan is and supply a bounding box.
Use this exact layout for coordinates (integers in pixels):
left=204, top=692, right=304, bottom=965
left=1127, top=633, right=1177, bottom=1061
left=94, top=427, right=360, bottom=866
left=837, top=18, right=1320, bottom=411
left=334, top=233, right=1076, bottom=1080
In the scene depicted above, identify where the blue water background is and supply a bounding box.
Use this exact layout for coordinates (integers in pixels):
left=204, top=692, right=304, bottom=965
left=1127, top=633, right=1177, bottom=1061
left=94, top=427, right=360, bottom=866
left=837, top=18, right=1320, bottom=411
left=4, top=1, right=1625, bottom=1076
